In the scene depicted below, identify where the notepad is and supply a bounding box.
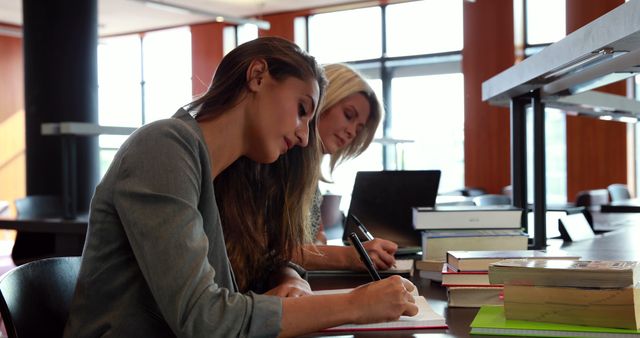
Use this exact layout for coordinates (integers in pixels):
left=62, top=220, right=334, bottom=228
left=470, top=305, right=640, bottom=337
left=313, top=288, right=447, bottom=331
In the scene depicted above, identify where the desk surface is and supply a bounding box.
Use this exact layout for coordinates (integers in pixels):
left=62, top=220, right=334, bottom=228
left=307, top=225, right=640, bottom=337
left=0, top=216, right=88, bottom=234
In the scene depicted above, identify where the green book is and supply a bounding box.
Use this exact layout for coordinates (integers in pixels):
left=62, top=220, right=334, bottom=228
left=470, top=305, right=640, bottom=337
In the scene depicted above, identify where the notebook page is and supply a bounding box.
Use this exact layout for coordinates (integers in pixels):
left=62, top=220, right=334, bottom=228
left=313, top=288, right=446, bottom=331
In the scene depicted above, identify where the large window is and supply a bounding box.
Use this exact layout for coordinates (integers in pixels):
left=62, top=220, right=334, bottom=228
left=222, top=24, right=259, bottom=55
left=97, top=27, right=192, bottom=176
left=300, top=0, right=464, bottom=212
left=522, top=0, right=567, bottom=204
left=308, top=7, right=382, bottom=63
left=525, top=0, right=566, bottom=46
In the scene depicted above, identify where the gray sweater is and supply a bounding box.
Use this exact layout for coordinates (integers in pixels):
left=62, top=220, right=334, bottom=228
left=64, top=109, right=282, bottom=338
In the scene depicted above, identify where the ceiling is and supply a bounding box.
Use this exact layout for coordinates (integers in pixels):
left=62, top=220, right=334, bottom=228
left=0, top=0, right=360, bottom=36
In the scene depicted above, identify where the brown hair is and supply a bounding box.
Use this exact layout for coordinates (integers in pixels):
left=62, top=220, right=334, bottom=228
left=188, top=37, right=326, bottom=122
left=189, top=37, right=326, bottom=292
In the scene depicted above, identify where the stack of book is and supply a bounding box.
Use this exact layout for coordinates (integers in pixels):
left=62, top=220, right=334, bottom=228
left=443, top=250, right=579, bottom=308
left=412, top=205, right=527, bottom=281
left=489, top=259, right=640, bottom=330
left=415, top=259, right=445, bottom=282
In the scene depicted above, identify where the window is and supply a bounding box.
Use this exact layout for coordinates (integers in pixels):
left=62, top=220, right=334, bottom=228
left=97, top=27, right=192, bottom=176
left=308, top=7, right=382, bottom=63
left=525, top=108, right=567, bottom=205
left=302, top=0, right=464, bottom=212
left=525, top=0, right=566, bottom=45
left=522, top=0, right=567, bottom=204
left=390, top=73, right=464, bottom=192
left=222, top=23, right=259, bottom=55
left=386, top=0, right=462, bottom=57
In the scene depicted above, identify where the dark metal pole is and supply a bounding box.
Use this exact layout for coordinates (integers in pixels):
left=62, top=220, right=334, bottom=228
left=531, top=89, right=546, bottom=249
left=510, top=95, right=528, bottom=236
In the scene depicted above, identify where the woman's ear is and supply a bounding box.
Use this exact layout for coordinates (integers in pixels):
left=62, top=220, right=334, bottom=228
left=247, top=58, right=268, bottom=92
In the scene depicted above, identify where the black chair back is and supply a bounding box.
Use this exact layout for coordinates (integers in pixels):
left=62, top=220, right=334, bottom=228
left=575, top=189, right=610, bottom=208
left=0, top=256, right=81, bottom=338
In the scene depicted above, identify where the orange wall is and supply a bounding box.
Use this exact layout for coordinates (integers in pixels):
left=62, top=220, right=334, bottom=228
left=462, top=0, right=515, bottom=194
left=565, top=0, right=627, bottom=202
left=258, top=11, right=305, bottom=41
left=0, top=26, right=25, bottom=217
left=190, top=22, right=224, bottom=98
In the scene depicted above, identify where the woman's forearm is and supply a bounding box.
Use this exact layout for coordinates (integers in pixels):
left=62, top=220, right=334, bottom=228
left=292, top=244, right=356, bottom=270
left=279, top=293, right=355, bottom=337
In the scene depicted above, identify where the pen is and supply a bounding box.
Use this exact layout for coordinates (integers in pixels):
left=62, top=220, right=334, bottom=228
left=348, top=232, right=381, bottom=281
left=350, top=214, right=374, bottom=241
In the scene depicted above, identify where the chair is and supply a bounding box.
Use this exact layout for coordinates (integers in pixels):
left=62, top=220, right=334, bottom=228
left=575, top=189, right=610, bottom=227
left=502, top=185, right=513, bottom=199
left=12, top=195, right=64, bottom=265
left=472, top=194, right=511, bottom=206
left=607, top=183, right=631, bottom=202
left=461, top=187, right=487, bottom=197
left=0, top=256, right=81, bottom=338
left=320, top=194, right=344, bottom=241
left=575, top=189, right=610, bottom=208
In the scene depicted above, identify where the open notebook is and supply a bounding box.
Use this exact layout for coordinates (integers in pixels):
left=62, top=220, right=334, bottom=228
left=313, top=288, right=447, bottom=331
left=307, top=259, right=414, bottom=278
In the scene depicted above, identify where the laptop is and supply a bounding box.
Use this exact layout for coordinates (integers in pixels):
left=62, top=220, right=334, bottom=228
left=342, top=170, right=441, bottom=254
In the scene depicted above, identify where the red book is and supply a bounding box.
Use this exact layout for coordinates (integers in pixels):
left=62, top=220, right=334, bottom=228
left=441, top=263, right=503, bottom=287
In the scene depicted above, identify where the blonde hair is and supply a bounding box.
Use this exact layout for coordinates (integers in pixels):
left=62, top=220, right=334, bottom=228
left=319, top=63, right=382, bottom=174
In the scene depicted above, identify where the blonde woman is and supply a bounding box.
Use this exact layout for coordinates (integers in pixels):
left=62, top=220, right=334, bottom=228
left=295, top=63, right=399, bottom=272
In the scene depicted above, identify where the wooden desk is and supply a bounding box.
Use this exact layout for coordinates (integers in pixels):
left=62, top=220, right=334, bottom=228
left=0, top=216, right=87, bottom=257
left=306, top=225, right=640, bottom=337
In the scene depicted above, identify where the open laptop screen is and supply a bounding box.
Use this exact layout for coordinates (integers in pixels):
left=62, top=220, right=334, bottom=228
left=343, top=170, right=441, bottom=248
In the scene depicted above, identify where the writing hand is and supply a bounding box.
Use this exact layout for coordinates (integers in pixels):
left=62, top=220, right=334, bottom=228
left=348, top=276, right=419, bottom=324
left=358, top=238, right=398, bottom=270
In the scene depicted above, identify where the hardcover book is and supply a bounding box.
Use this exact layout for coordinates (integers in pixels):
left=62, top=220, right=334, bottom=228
left=446, top=250, right=580, bottom=272
left=504, top=284, right=640, bottom=330
left=441, top=263, right=492, bottom=286
left=422, top=230, right=528, bottom=261
left=412, top=205, right=522, bottom=230
left=448, top=286, right=503, bottom=308
left=489, top=259, right=640, bottom=288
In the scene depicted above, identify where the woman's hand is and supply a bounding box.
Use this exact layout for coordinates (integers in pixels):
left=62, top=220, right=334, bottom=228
left=349, top=238, right=398, bottom=270
left=265, top=267, right=313, bottom=298
left=348, top=275, right=419, bottom=324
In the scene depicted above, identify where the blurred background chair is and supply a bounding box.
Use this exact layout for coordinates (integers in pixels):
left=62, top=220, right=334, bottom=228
left=460, top=187, right=487, bottom=197
left=502, top=185, right=513, bottom=199
left=0, top=256, right=80, bottom=338
left=12, top=195, right=64, bottom=265
left=575, top=189, right=609, bottom=209
left=320, top=194, right=344, bottom=241
left=440, top=187, right=487, bottom=197
left=575, top=189, right=610, bottom=227
left=472, top=194, right=511, bottom=206
left=607, top=183, right=631, bottom=202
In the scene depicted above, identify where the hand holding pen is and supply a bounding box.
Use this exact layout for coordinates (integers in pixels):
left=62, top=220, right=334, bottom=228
left=348, top=232, right=381, bottom=281
left=349, top=214, right=398, bottom=269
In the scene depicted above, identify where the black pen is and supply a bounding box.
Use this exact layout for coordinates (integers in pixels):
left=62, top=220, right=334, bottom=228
left=348, top=232, right=381, bottom=281
left=350, top=214, right=374, bottom=241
